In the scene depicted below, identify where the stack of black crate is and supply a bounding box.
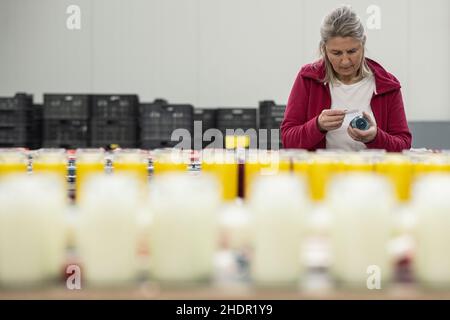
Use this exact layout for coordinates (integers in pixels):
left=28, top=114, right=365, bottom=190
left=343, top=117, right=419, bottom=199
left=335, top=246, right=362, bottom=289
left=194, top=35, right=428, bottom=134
left=258, top=100, right=285, bottom=149
left=0, top=93, right=33, bottom=148
left=90, top=95, right=139, bottom=148
left=193, top=108, right=216, bottom=149
left=27, top=103, right=43, bottom=150
left=215, top=108, right=257, bottom=148
left=139, top=99, right=194, bottom=149
left=43, top=94, right=90, bottom=149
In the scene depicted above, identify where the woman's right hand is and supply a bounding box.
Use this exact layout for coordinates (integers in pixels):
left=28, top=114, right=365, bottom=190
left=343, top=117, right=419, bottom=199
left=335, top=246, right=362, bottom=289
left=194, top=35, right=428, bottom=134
left=317, top=109, right=346, bottom=132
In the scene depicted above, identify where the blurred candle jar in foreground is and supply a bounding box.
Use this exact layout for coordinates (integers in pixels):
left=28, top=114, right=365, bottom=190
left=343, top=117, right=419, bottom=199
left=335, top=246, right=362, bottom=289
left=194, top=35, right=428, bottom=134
left=151, top=148, right=189, bottom=175
left=308, top=151, right=345, bottom=202
left=278, top=149, right=297, bottom=172
left=225, top=135, right=250, bottom=150
left=291, top=150, right=311, bottom=197
left=413, top=153, right=450, bottom=177
left=0, top=149, right=28, bottom=177
left=77, top=174, right=141, bottom=286
left=412, top=174, right=450, bottom=289
left=149, top=173, right=220, bottom=285
left=244, top=150, right=290, bottom=199
left=0, top=174, right=67, bottom=287
left=327, top=173, right=394, bottom=289
left=201, top=149, right=238, bottom=202
left=249, top=174, right=309, bottom=288
left=342, top=152, right=375, bottom=173
left=32, top=148, right=67, bottom=186
left=376, top=154, right=413, bottom=202
left=113, top=149, right=149, bottom=193
left=75, top=148, right=105, bottom=201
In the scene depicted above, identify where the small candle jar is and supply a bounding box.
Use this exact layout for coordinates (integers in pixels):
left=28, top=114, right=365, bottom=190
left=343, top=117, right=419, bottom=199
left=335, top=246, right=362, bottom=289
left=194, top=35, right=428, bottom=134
left=0, top=174, right=67, bottom=287
left=412, top=174, right=450, bottom=289
left=77, top=174, right=141, bottom=287
left=327, top=173, right=394, bottom=289
left=249, top=174, right=309, bottom=288
left=149, top=173, right=220, bottom=285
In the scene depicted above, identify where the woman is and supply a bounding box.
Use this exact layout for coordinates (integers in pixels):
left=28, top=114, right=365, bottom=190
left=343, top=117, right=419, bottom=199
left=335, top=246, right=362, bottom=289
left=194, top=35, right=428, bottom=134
left=281, top=5, right=412, bottom=152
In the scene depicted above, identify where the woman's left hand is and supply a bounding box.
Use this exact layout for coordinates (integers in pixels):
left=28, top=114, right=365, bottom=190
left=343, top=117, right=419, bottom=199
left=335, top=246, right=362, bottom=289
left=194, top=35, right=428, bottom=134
left=347, top=111, right=377, bottom=143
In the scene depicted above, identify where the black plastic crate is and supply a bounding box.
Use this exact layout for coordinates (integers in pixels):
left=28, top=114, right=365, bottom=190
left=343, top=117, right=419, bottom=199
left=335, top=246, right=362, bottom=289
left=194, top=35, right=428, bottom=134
left=193, top=109, right=217, bottom=149
left=0, top=106, right=26, bottom=127
left=90, top=118, right=137, bottom=148
left=193, top=108, right=216, bottom=130
left=0, top=93, right=32, bottom=111
left=139, top=103, right=194, bottom=143
left=0, top=125, right=27, bottom=147
left=258, top=101, right=284, bottom=149
left=43, top=119, right=89, bottom=149
left=140, top=102, right=193, bottom=123
left=0, top=93, right=32, bottom=127
left=216, top=108, right=257, bottom=132
left=28, top=104, right=43, bottom=122
left=26, top=104, right=43, bottom=150
left=258, top=101, right=285, bottom=149
left=214, top=108, right=257, bottom=149
left=259, top=101, right=285, bottom=128
left=259, top=100, right=286, bottom=119
left=260, top=117, right=284, bottom=129
left=92, top=95, right=138, bottom=120
left=43, top=94, right=91, bottom=120
left=260, top=107, right=286, bottom=119
left=138, top=98, right=168, bottom=113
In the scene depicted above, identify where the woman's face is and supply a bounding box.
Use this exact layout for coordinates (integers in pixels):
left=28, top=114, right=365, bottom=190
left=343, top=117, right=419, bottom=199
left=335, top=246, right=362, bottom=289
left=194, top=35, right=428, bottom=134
left=325, top=37, right=364, bottom=81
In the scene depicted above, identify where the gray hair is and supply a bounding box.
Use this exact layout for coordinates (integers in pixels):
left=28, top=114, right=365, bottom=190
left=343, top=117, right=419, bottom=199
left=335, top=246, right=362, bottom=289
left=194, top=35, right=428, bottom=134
left=319, top=5, right=372, bottom=84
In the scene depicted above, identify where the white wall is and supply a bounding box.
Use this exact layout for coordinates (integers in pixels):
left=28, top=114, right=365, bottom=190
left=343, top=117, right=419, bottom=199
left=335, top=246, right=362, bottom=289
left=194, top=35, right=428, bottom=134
left=0, top=0, right=448, bottom=120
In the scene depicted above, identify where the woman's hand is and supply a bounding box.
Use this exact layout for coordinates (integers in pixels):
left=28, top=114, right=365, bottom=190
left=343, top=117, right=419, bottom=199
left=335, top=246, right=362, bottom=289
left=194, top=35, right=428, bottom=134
left=347, top=111, right=377, bottom=143
left=317, top=109, right=346, bottom=132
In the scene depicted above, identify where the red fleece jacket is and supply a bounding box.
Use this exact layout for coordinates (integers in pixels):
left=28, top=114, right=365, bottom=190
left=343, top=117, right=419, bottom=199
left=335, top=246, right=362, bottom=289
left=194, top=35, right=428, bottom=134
left=281, top=58, right=412, bottom=151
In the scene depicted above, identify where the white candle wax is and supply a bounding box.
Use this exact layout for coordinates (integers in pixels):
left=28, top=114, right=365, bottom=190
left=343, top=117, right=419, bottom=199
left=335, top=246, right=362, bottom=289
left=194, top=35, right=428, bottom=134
left=149, top=173, right=220, bottom=284
left=412, top=174, right=450, bottom=289
left=327, top=173, right=394, bottom=289
left=0, top=174, right=66, bottom=287
left=77, top=174, right=140, bottom=286
left=249, top=174, right=309, bottom=287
